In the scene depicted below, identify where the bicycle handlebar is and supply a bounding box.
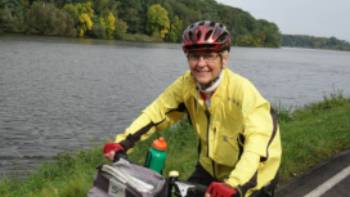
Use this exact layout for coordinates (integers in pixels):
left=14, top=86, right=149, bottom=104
left=112, top=153, right=207, bottom=197
left=175, top=181, right=207, bottom=197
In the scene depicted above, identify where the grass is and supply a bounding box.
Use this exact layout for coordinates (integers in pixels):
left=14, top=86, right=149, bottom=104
left=278, top=93, right=350, bottom=181
left=0, top=149, right=103, bottom=197
left=120, top=33, right=163, bottom=42
left=1, top=95, right=350, bottom=196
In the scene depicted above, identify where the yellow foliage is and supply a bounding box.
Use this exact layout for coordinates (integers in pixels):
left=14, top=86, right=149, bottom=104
left=79, top=13, right=93, bottom=37
left=99, top=16, right=106, bottom=27
left=64, top=2, right=94, bottom=37
left=79, top=28, right=84, bottom=37
left=160, top=28, right=169, bottom=40
left=147, top=4, right=170, bottom=40
left=85, top=2, right=94, bottom=17
left=107, top=12, right=116, bottom=32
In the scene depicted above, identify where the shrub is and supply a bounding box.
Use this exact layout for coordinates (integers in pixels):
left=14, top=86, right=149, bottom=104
left=26, top=2, right=76, bottom=36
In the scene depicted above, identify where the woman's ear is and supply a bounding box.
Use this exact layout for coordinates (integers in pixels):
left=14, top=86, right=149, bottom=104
left=221, top=50, right=230, bottom=67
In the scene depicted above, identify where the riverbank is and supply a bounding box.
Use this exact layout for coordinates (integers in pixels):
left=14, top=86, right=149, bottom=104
left=3, top=33, right=350, bottom=52
left=1, top=95, right=350, bottom=196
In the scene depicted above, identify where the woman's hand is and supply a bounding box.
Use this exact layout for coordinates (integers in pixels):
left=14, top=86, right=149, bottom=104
left=103, top=143, right=124, bottom=161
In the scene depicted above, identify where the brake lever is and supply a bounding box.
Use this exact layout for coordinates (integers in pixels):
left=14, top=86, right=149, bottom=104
left=174, top=181, right=196, bottom=197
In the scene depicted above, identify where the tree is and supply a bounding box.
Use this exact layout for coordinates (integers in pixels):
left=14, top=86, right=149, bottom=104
left=255, top=19, right=281, bottom=47
left=64, top=1, right=94, bottom=37
left=146, top=4, right=169, bottom=40
left=90, top=0, right=119, bottom=39
left=94, top=0, right=118, bottom=16
left=167, top=15, right=182, bottom=42
left=114, top=18, right=127, bottom=39
left=0, top=0, right=26, bottom=33
left=1, top=0, right=284, bottom=46
left=236, top=34, right=255, bottom=46
left=79, top=12, right=93, bottom=37
left=116, top=0, right=143, bottom=33
left=94, top=11, right=115, bottom=39
left=26, top=2, right=76, bottom=36
left=164, top=0, right=201, bottom=28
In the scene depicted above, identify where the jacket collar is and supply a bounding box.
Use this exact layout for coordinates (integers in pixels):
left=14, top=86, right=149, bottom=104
left=188, top=68, right=229, bottom=104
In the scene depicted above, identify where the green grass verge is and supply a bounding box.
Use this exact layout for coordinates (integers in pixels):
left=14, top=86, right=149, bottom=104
left=278, top=94, right=350, bottom=181
left=1, top=95, right=350, bottom=196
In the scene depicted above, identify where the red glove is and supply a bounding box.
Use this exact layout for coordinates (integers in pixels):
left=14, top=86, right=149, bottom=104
left=103, top=143, right=124, bottom=155
left=207, top=182, right=238, bottom=197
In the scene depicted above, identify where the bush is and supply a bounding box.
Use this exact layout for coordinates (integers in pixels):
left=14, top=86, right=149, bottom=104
left=0, top=6, right=27, bottom=33
left=114, top=19, right=128, bottom=39
left=26, top=2, right=76, bottom=36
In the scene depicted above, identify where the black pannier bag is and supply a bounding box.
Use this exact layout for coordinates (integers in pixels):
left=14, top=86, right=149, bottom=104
left=88, top=159, right=168, bottom=197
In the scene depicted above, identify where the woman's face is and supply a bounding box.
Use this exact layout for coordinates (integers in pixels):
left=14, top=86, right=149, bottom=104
left=187, top=51, right=228, bottom=86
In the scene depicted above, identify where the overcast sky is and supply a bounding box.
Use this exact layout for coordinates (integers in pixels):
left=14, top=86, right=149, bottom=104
left=216, top=0, right=350, bottom=42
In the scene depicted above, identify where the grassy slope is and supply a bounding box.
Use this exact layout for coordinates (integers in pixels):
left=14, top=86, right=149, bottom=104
left=1, top=96, right=350, bottom=196
left=278, top=95, right=350, bottom=181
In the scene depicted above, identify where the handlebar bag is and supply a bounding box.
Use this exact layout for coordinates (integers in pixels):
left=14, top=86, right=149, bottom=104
left=88, top=158, right=168, bottom=197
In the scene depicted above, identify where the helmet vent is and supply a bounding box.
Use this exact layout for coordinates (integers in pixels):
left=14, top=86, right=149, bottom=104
left=205, top=30, right=213, bottom=41
left=217, top=32, right=229, bottom=42
left=209, top=21, right=216, bottom=27
left=199, top=21, right=205, bottom=26
left=188, top=31, right=193, bottom=41
left=197, top=31, right=202, bottom=40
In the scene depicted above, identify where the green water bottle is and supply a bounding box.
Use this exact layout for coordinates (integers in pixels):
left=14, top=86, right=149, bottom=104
left=144, top=137, right=167, bottom=174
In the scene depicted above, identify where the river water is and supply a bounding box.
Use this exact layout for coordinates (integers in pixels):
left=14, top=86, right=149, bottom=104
left=1, top=35, right=350, bottom=178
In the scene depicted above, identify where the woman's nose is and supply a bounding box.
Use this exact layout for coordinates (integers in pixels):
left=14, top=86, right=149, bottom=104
left=196, top=56, right=207, bottom=66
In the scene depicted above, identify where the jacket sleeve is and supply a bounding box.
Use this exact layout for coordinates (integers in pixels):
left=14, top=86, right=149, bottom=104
left=114, top=75, right=187, bottom=150
left=225, top=79, right=276, bottom=188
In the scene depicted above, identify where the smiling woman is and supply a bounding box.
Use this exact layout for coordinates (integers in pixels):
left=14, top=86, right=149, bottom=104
left=102, top=21, right=282, bottom=197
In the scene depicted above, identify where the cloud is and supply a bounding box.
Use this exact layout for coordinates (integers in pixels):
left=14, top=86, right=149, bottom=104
left=217, top=0, right=350, bottom=41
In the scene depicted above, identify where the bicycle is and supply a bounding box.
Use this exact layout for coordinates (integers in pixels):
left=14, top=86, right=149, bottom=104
left=167, top=170, right=207, bottom=197
left=88, top=154, right=207, bottom=197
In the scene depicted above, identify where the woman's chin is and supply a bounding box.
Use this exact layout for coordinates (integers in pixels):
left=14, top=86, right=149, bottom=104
left=195, top=78, right=211, bottom=86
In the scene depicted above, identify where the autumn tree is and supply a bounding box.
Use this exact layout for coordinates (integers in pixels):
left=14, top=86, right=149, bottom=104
left=64, top=2, right=94, bottom=37
left=95, top=12, right=115, bottom=39
left=146, top=4, right=170, bottom=40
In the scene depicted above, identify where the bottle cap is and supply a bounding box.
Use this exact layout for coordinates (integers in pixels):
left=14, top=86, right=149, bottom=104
left=152, top=137, right=167, bottom=151
left=169, top=170, right=179, bottom=177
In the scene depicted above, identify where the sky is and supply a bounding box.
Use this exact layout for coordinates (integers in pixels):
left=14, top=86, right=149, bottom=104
left=216, top=0, right=350, bottom=42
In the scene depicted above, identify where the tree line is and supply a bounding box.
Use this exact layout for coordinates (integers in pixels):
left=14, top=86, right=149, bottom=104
left=0, top=0, right=282, bottom=47
left=282, top=34, right=350, bottom=51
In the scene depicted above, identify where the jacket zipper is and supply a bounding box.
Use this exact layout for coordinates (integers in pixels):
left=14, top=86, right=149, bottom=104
left=205, top=110, right=216, bottom=178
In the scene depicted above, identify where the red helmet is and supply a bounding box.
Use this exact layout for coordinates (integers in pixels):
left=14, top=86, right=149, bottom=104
left=182, top=20, right=232, bottom=53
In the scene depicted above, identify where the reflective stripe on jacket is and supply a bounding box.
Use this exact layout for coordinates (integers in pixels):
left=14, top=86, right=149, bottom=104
left=115, top=68, right=282, bottom=196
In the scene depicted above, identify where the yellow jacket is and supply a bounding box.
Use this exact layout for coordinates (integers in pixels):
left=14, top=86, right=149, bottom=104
left=115, top=68, right=282, bottom=196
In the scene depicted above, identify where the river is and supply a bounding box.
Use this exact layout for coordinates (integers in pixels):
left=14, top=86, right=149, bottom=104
left=1, top=35, right=350, bottom=178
